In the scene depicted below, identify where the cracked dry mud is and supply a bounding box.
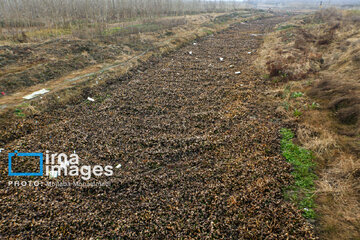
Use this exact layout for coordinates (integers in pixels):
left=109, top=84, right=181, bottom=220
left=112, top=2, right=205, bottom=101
left=0, top=17, right=317, bottom=239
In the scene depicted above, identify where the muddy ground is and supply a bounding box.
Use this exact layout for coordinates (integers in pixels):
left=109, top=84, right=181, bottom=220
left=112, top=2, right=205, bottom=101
left=0, top=17, right=317, bottom=239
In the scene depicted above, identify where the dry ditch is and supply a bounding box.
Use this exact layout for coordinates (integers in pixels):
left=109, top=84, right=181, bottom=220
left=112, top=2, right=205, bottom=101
left=0, top=16, right=317, bottom=239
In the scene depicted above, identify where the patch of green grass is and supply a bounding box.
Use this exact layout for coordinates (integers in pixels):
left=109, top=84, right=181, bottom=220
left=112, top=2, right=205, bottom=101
left=281, top=72, right=288, bottom=79
left=276, top=24, right=297, bottom=31
left=280, top=128, right=316, bottom=219
left=272, top=76, right=280, bottom=83
left=27, top=28, right=72, bottom=39
left=14, top=108, right=26, bottom=117
left=293, top=109, right=302, bottom=117
left=291, top=91, right=304, bottom=98
left=203, top=29, right=214, bottom=35
left=310, top=102, right=320, bottom=110
left=13, top=103, right=32, bottom=117
left=348, top=9, right=360, bottom=16
left=263, top=74, right=270, bottom=80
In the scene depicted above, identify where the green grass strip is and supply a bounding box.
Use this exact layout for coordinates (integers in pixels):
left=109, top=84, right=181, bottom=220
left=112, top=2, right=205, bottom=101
left=280, top=128, right=316, bottom=219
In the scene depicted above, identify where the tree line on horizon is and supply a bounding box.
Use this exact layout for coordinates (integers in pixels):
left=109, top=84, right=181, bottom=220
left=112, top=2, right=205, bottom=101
left=0, top=0, right=244, bottom=28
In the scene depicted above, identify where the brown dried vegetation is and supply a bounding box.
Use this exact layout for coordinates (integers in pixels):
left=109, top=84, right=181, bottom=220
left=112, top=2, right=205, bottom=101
left=258, top=9, right=360, bottom=240
left=0, top=17, right=319, bottom=239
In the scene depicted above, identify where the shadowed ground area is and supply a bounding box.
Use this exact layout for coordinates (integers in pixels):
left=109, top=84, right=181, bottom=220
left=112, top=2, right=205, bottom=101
left=0, top=17, right=316, bottom=239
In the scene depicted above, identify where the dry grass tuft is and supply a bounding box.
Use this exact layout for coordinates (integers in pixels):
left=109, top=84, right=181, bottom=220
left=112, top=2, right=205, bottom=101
left=316, top=153, right=360, bottom=240
left=297, top=125, right=337, bottom=155
left=309, top=79, right=360, bottom=127
left=296, top=116, right=360, bottom=239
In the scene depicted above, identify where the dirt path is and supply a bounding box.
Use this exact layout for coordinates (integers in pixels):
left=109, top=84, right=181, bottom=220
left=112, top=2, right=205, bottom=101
left=0, top=17, right=316, bottom=239
left=0, top=51, right=148, bottom=111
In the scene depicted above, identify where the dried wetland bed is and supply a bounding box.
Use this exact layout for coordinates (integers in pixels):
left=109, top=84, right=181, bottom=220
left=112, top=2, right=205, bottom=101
left=0, top=14, right=322, bottom=238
